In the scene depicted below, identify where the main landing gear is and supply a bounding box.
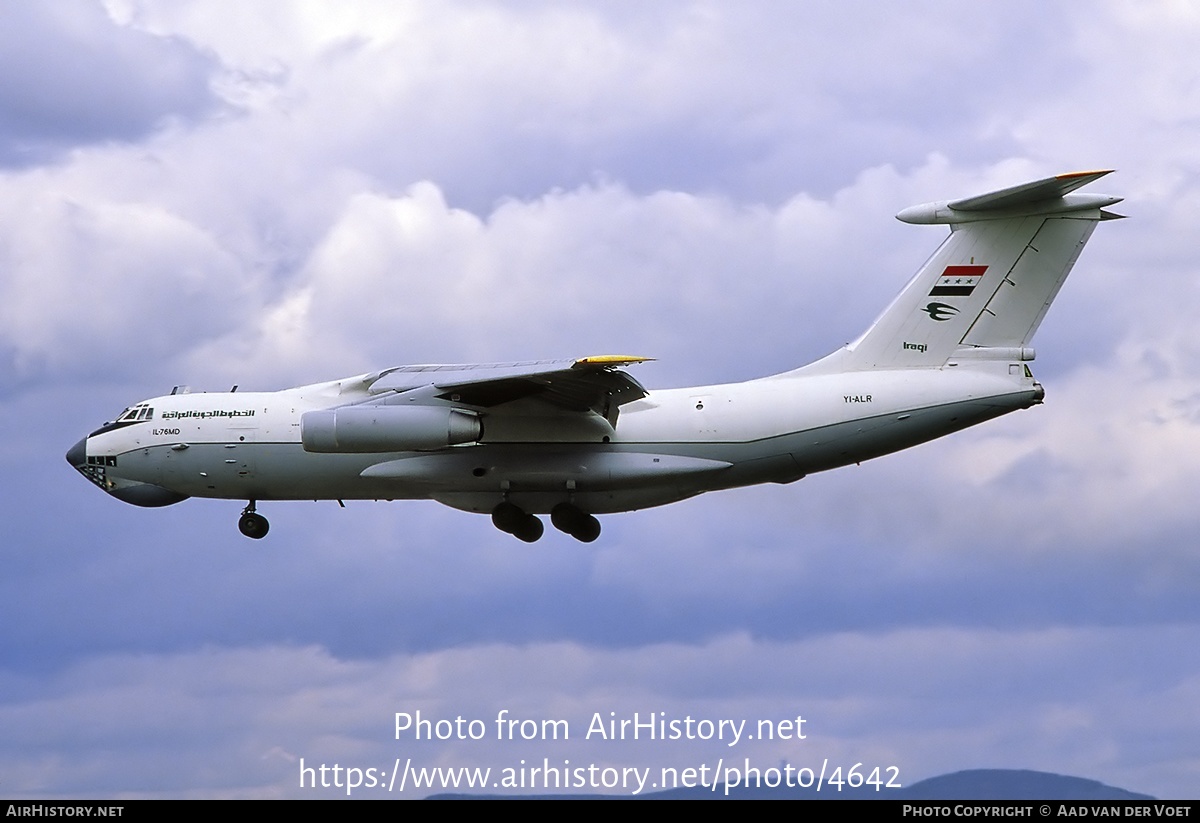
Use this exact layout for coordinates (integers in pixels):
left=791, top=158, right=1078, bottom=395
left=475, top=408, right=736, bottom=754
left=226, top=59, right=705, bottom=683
left=490, top=501, right=601, bottom=543
left=491, top=501, right=544, bottom=542
left=238, top=500, right=269, bottom=539
left=551, top=503, right=601, bottom=543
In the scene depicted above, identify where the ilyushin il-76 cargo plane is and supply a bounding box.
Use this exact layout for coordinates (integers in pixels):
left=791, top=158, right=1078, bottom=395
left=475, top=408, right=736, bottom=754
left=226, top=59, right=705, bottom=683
left=68, top=171, right=1122, bottom=542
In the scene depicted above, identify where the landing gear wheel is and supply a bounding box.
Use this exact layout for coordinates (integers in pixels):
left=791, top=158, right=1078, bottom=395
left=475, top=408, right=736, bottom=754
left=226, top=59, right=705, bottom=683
left=573, top=514, right=601, bottom=543
left=238, top=511, right=269, bottom=539
left=492, top=502, right=543, bottom=542
left=491, top=501, right=526, bottom=534
left=513, top=514, right=544, bottom=543
left=551, top=503, right=601, bottom=542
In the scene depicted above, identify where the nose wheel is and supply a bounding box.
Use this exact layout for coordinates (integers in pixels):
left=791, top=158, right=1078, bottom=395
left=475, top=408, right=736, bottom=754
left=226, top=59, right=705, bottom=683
left=238, top=501, right=269, bottom=539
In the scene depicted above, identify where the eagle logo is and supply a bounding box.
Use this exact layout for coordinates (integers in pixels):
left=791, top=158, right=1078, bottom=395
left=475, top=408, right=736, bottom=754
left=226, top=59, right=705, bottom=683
left=923, top=302, right=959, bottom=322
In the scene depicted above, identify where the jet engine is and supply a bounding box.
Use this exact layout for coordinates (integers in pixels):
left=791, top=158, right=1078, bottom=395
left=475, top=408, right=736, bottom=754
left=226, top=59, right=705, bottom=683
left=301, top=405, right=481, bottom=453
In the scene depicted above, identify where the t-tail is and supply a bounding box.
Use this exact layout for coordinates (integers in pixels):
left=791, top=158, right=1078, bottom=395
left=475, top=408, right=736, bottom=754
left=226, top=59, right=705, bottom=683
left=804, top=170, right=1123, bottom=373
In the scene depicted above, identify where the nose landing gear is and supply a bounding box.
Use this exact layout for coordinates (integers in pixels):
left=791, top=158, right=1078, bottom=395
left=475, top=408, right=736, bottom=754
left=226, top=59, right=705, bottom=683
left=238, top=500, right=269, bottom=539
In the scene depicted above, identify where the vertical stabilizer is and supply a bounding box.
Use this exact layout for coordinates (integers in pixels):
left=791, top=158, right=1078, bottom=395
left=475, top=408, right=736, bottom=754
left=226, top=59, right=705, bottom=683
left=816, top=171, right=1121, bottom=372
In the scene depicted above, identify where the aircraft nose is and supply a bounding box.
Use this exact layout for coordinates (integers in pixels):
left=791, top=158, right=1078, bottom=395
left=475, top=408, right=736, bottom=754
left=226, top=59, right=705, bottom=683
left=66, top=437, right=87, bottom=467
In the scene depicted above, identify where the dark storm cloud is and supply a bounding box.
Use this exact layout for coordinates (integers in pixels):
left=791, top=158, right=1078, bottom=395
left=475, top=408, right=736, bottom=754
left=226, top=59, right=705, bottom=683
left=0, top=2, right=217, bottom=165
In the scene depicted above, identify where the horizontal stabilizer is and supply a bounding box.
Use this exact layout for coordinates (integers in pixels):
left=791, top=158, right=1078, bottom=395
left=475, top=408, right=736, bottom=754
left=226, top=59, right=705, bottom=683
left=950, top=170, right=1112, bottom=210
left=897, top=170, right=1121, bottom=224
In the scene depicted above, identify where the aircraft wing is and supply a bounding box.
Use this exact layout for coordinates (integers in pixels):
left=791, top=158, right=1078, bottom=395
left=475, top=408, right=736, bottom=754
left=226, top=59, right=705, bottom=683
left=366, top=355, right=652, bottom=418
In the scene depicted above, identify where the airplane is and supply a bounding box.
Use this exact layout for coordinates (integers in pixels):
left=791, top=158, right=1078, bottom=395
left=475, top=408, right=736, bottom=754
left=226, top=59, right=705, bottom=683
left=67, top=170, right=1123, bottom=543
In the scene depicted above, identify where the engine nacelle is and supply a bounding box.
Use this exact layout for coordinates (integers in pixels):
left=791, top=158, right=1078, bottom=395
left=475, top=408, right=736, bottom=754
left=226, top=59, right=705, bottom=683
left=301, top=405, right=481, bottom=453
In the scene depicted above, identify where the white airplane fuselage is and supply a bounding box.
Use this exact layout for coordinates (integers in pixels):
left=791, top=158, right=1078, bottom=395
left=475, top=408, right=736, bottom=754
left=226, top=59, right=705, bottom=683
left=67, top=170, right=1119, bottom=541
left=70, top=360, right=1038, bottom=513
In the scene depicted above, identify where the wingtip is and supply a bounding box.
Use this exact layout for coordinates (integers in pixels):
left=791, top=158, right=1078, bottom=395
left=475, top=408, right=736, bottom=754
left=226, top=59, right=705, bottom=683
left=573, top=355, right=655, bottom=368
left=1056, top=169, right=1115, bottom=180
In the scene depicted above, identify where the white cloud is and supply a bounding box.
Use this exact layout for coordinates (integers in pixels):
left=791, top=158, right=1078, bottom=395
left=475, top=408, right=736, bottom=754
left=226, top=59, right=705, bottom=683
left=0, top=181, right=248, bottom=384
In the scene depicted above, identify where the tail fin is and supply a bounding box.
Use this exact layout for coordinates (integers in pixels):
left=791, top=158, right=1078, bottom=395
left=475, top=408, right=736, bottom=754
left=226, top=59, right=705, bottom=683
left=818, top=170, right=1122, bottom=372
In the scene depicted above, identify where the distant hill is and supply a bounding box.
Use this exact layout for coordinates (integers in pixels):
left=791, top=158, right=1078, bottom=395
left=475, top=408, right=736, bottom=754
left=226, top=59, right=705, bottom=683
left=432, top=768, right=1155, bottom=800
left=894, top=770, right=1154, bottom=801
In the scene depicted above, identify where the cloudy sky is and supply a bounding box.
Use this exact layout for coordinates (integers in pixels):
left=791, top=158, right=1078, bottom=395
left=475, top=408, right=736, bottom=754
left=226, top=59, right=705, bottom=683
left=3, top=0, right=1199, bottom=799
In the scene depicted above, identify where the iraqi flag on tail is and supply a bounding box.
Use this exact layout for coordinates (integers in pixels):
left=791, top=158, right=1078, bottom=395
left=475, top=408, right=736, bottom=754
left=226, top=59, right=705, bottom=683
left=929, top=264, right=987, bottom=297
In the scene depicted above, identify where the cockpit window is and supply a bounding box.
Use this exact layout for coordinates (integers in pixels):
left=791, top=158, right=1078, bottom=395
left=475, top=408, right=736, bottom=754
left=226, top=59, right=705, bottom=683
left=89, top=403, right=154, bottom=438
left=116, top=404, right=153, bottom=423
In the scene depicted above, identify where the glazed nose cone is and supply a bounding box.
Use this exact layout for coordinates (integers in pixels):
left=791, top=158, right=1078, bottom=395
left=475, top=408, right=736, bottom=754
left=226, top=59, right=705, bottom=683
left=66, top=437, right=87, bottom=467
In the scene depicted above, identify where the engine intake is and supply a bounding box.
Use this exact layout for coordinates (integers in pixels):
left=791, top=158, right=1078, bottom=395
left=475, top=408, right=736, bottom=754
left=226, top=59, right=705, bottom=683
left=301, top=405, right=481, bottom=453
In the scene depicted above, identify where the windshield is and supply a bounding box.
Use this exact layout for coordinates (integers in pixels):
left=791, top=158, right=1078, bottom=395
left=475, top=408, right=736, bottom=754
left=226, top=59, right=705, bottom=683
left=116, top=404, right=154, bottom=422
